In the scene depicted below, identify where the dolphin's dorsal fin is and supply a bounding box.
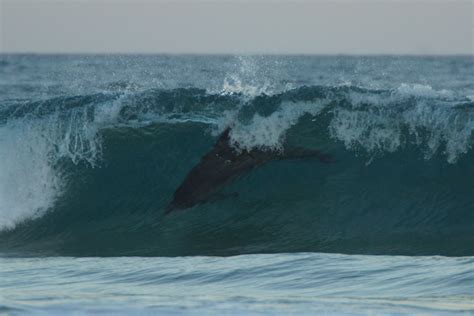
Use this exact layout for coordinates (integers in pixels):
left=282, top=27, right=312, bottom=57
left=216, top=127, right=232, bottom=147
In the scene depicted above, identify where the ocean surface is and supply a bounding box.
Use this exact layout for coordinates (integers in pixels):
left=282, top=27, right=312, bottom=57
left=0, top=54, right=473, bottom=314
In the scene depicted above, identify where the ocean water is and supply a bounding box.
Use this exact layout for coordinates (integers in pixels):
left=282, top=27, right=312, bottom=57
left=0, top=54, right=473, bottom=314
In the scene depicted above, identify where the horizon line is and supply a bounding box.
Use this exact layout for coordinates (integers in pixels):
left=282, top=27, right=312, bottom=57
left=1, top=52, right=473, bottom=57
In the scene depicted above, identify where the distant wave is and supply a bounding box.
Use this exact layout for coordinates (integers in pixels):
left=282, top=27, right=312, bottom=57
left=1, top=85, right=473, bottom=256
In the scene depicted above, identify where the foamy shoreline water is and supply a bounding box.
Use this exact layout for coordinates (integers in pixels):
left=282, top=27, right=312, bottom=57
left=1, top=253, right=473, bottom=315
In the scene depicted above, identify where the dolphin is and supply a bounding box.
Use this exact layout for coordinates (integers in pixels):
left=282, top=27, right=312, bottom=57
left=165, top=128, right=334, bottom=213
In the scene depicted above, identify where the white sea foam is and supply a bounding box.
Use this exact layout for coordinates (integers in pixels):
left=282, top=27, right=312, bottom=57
left=94, top=94, right=129, bottom=125
left=0, top=121, right=61, bottom=230
left=228, top=101, right=328, bottom=152
left=221, top=75, right=274, bottom=97
left=395, top=83, right=455, bottom=100
left=220, top=83, right=472, bottom=164
left=0, top=103, right=111, bottom=230
left=329, top=84, right=472, bottom=162
left=329, top=109, right=403, bottom=154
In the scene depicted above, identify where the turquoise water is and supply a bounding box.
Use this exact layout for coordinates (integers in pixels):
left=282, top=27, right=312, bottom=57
left=0, top=55, right=473, bottom=314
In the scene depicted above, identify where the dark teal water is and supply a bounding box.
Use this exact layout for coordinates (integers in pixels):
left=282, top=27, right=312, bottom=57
left=0, top=55, right=473, bottom=314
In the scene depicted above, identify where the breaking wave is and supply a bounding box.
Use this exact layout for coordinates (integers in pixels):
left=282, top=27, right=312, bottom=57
left=1, top=84, right=473, bottom=256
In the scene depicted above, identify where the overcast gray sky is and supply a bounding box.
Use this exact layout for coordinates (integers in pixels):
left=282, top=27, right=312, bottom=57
left=1, top=0, right=472, bottom=55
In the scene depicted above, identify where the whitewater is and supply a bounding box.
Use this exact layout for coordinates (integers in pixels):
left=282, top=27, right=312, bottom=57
left=0, top=55, right=473, bottom=314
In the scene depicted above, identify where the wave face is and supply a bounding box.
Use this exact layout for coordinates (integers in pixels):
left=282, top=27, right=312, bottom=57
left=1, top=55, right=473, bottom=257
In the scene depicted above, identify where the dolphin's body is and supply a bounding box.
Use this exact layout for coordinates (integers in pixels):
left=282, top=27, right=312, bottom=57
left=165, top=128, right=333, bottom=213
